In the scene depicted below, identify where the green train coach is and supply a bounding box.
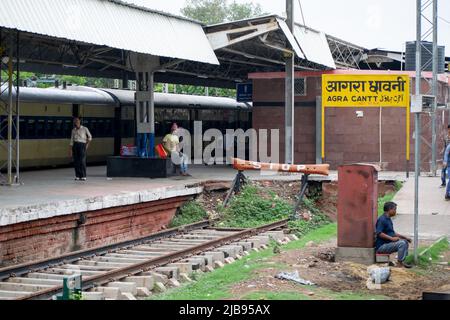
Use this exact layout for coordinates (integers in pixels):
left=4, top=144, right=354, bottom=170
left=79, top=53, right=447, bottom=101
left=0, top=86, right=251, bottom=169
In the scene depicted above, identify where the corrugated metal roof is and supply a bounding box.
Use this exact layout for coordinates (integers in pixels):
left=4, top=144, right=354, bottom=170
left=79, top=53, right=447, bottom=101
left=107, top=0, right=202, bottom=24
left=276, top=18, right=305, bottom=59
left=0, top=0, right=218, bottom=65
left=293, top=25, right=336, bottom=69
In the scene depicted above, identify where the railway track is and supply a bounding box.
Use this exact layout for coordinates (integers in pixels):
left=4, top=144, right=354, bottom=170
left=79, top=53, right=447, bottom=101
left=0, top=219, right=292, bottom=300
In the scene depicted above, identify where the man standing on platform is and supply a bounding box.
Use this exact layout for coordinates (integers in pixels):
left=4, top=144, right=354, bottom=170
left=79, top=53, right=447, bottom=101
left=163, top=123, right=188, bottom=176
left=443, top=137, right=450, bottom=200
left=440, top=124, right=450, bottom=189
left=69, top=117, right=92, bottom=181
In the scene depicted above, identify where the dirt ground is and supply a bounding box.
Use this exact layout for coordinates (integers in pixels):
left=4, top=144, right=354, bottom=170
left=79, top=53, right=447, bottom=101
left=229, top=239, right=450, bottom=300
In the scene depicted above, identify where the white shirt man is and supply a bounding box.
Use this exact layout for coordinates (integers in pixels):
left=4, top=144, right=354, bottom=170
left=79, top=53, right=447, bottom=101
left=69, top=117, right=92, bottom=181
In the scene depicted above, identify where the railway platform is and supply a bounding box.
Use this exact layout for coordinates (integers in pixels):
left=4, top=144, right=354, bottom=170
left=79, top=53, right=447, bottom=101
left=393, top=175, right=450, bottom=240
left=0, top=164, right=406, bottom=226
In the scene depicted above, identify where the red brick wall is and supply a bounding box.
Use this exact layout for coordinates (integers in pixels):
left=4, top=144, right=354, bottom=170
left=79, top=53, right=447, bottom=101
left=252, top=78, right=317, bottom=164
left=252, top=76, right=449, bottom=170
left=0, top=196, right=190, bottom=266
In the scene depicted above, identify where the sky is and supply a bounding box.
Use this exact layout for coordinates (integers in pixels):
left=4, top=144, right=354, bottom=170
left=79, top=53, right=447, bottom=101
left=125, top=0, right=450, bottom=55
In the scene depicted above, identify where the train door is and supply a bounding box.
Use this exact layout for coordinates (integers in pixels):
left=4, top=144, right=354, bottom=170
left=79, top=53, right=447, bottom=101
left=114, top=104, right=122, bottom=156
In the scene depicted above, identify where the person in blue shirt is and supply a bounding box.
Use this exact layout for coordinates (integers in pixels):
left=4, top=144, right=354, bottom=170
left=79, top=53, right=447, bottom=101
left=440, top=125, right=450, bottom=189
left=375, top=202, right=412, bottom=268
left=444, top=140, right=450, bottom=200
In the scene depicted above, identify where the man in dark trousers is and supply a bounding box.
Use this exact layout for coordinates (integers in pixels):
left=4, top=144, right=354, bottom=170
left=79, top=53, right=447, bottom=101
left=375, top=202, right=412, bottom=268
left=69, top=117, right=92, bottom=181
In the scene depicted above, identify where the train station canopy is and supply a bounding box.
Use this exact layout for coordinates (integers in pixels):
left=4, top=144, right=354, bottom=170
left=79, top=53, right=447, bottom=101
left=0, top=2, right=369, bottom=88
left=168, top=15, right=339, bottom=88
left=154, top=15, right=370, bottom=87
left=0, top=0, right=218, bottom=72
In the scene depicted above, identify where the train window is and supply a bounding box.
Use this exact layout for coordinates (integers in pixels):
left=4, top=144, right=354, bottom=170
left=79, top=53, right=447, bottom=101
left=55, top=119, right=64, bottom=138
left=104, top=119, right=112, bottom=136
left=46, top=119, right=55, bottom=138
left=160, top=109, right=168, bottom=121
left=127, top=120, right=135, bottom=137
left=36, top=119, right=45, bottom=138
left=164, top=121, right=173, bottom=133
left=64, top=119, right=72, bottom=138
left=97, top=120, right=105, bottom=136
left=0, top=117, right=6, bottom=139
left=89, top=119, right=97, bottom=136
left=18, top=118, right=26, bottom=139
left=155, top=121, right=163, bottom=136
left=179, top=121, right=190, bottom=131
left=27, top=119, right=36, bottom=138
left=155, top=109, right=164, bottom=120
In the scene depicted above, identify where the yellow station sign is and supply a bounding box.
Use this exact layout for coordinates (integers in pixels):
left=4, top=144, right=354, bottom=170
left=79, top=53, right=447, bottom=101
left=322, top=74, right=410, bottom=107
left=321, top=73, right=411, bottom=161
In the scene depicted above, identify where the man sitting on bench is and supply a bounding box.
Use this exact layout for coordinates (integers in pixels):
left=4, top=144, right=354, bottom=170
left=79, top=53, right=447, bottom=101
left=375, top=202, right=412, bottom=268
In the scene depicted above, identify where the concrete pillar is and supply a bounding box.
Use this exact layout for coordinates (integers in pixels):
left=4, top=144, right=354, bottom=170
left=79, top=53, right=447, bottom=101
left=129, top=53, right=160, bottom=158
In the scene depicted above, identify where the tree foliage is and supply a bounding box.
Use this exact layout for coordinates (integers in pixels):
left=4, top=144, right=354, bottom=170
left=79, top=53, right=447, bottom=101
left=227, top=1, right=263, bottom=22
left=181, top=0, right=264, bottom=25
left=181, top=0, right=227, bottom=25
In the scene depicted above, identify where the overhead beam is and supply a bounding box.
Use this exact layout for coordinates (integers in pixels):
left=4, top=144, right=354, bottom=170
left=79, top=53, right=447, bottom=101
left=207, top=20, right=279, bottom=50
left=221, top=48, right=285, bottom=66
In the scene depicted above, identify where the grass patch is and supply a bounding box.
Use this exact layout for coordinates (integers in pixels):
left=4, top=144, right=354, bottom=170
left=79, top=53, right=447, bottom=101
left=217, top=185, right=292, bottom=228
left=169, top=201, right=208, bottom=228
left=217, top=184, right=331, bottom=240
left=404, top=237, right=449, bottom=266
left=284, top=223, right=337, bottom=250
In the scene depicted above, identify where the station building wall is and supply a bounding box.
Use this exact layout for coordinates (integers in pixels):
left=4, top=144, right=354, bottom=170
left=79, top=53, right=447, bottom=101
left=250, top=72, right=450, bottom=171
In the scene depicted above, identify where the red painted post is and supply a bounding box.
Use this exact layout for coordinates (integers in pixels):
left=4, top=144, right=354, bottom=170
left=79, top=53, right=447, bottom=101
left=336, top=164, right=379, bottom=264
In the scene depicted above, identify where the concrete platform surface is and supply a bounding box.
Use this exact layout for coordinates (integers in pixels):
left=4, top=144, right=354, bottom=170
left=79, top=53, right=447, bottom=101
left=0, top=164, right=406, bottom=226
left=393, top=176, right=450, bottom=240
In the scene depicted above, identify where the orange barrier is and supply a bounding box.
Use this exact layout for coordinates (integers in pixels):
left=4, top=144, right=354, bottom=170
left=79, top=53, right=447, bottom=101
left=155, top=144, right=168, bottom=159
left=231, top=158, right=329, bottom=176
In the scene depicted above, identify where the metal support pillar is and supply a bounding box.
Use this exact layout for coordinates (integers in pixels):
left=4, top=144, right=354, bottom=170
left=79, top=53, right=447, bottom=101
left=284, top=0, right=294, bottom=164
left=291, top=174, right=309, bottom=220
left=0, top=29, right=21, bottom=186
left=315, top=96, right=322, bottom=164
left=430, top=0, right=438, bottom=176
left=413, top=0, right=422, bottom=265
left=15, top=31, right=20, bottom=183
left=223, top=170, right=247, bottom=207
left=130, top=53, right=159, bottom=158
